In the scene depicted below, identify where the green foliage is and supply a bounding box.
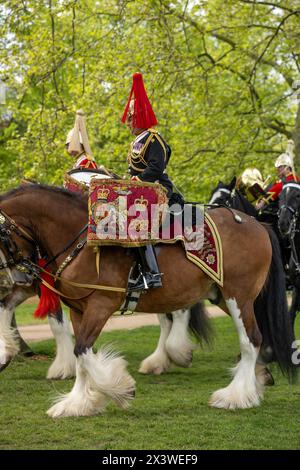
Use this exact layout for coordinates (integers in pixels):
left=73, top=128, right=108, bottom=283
left=1, top=1, right=300, bottom=199
left=0, top=317, right=300, bottom=449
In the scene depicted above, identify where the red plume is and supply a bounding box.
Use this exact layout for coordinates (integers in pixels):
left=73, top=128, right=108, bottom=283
left=34, top=259, right=61, bottom=319
left=121, top=73, right=158, bottom=129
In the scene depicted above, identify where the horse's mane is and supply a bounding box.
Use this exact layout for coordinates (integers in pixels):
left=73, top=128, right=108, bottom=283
left=0, top=183, right=87, bottom=208
left=232, top=189, right=258, bottom=216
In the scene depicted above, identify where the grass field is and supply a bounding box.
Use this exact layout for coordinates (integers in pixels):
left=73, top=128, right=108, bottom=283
left=14, top=298, right=64, bottom=325
left=0, top=312, right=300, bottom=450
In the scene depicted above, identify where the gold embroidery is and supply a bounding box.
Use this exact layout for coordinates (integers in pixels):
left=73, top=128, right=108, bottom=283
left=127, top=129, right=167, bottom=170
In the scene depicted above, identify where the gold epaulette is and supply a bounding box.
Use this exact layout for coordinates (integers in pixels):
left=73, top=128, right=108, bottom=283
left=147, top=129, right=167, bottom=162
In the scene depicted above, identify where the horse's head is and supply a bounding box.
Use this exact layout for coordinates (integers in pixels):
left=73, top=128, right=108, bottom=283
left=209, top=177, right=236, bottom=205
left=209, top=177, right=259, bottom=217
left=278, top=182, right=300, bottom=237
left=0, top=208, right=37, bottom=294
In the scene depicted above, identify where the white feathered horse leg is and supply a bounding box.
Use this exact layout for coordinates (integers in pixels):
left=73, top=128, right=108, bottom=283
left=165, top=309, right=195, bottom=368
left=139, top=313, right=173, bottom=375
left=0, top=285, right=75, bottom=379
left=48, top=346, right=135, bottom=418
left=0, top=288, right=31, bottom=370
left=210, top=298, right=263, bottom=409
left=139, top=309, right=194, bottom=375
left=47, top=308, right=75, bottom=379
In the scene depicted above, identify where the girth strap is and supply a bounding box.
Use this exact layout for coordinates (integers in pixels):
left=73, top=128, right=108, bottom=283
left=34, top=262, right=126, bottom=300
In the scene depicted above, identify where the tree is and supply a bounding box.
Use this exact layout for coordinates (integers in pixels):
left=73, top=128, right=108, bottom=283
left=0, top=0, right=299, bottom=200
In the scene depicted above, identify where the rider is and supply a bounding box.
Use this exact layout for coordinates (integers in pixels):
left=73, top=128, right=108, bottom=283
left=66, top=110, right=98, bottom=170
left=121, top=72, right=173, bottom=291
left=256, top=144, right=300, bottom=212
left=256, top=143, right=300, bottom=273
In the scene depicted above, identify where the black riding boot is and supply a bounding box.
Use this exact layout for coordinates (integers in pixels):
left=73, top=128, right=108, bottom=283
left=128, top=245, right=162, bottom=292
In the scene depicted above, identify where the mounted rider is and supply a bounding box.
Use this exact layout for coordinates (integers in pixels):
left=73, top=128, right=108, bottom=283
left=256, top=141, right=300, bottom=212
left=256, top=141, right=300, bottom=273
left=66, top=110, right=98, bottom=170
left=121, top=72, right=173, bottom=291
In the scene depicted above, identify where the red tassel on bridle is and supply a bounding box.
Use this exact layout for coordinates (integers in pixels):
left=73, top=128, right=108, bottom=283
left=34, top=258, right=61, bottom=318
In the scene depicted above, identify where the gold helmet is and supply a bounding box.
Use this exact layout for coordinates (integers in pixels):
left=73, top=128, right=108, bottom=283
left=240, top=168, right=264, bottom=188
left=238, top=168, right=267, bottom=203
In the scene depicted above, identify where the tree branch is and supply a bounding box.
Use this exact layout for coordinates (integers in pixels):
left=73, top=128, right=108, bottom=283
left=249, top=10, right=300, bottom=83
left=238, top=0, right=296, bottom=14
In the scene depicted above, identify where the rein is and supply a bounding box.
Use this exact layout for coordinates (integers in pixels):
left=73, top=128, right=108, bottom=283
left=44, top=223, right=88, bottom=269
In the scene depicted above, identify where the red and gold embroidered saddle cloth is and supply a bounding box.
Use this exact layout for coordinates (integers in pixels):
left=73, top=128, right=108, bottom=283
left=87, top=179, right=223, bottom=286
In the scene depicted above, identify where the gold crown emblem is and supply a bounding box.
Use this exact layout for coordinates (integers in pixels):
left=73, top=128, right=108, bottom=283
left=97, top=187, right=110, bottom=200
left=134, top=195, right=148, bottom=208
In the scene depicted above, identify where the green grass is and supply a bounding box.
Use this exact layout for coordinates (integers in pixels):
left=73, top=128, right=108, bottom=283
left=15, top=299, right=68, bottom=325
left=0, top=316, right=300, bottom=450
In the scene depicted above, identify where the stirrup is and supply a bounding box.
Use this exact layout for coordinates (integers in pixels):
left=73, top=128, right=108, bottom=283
left=127, top=273, right=162, bottom=292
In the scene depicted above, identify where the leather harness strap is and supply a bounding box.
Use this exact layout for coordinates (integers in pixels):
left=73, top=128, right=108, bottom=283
left=31, top=261, right=126, bottom=296
left=0, top=208, right=35, bottom=242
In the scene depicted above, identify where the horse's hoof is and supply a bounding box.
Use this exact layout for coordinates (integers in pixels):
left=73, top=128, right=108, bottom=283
left=20, top=350, right=36, bottom=358
left=0, top=358, right=12, bottom=372
left=264, top=369, right=275, bottom=386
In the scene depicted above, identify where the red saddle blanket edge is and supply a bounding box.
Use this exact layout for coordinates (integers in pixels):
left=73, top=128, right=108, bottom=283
left=169, top=213, right=223, bottom=287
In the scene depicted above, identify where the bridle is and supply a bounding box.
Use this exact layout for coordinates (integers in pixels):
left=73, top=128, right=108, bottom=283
left=278, top=183, right=300, bottom=236
left=0, top=190, right=126, bottom=299
left=0, top=208, right=37, bottom=272
left=0, top=206, right=87, bottom=278
left=209, top=187, right=231, bottom=205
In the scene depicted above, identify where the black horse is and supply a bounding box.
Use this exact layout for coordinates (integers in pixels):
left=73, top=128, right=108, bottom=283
left=278, top=181, right=300, bottom=327
left=210, top=178, right=300, bottom=328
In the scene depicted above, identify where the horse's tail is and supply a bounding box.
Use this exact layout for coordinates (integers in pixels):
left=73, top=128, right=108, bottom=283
left=289, top=287, right=300, bottom=328
left=254, top=227, right=298, bottom=382
left=188, top=302, right=214, bottom=346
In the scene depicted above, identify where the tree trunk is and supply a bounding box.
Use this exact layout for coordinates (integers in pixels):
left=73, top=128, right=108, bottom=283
left=292, top=100, right=300, bottom=169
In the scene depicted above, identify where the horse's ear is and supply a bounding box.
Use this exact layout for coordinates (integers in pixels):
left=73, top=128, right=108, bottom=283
left=229, top=177, right=237, bottom=191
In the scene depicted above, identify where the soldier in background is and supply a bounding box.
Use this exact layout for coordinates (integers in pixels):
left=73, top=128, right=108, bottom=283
left=256, top=141, right=300, bottom=211
left=66, top=110, right=98, bottom=170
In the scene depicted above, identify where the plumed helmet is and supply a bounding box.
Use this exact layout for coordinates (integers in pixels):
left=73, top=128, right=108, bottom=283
left=275, top=140, right=295, bottom=168
left=275, top=152, right=293, bottom=168
left=121, top=73, right=158, bottom=129
left=66, top=110, right=92, bottom=156
left=66, top=129, right=83, bottom=145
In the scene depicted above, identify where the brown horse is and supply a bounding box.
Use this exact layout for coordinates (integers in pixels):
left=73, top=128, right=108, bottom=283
left=0, top=184, right=297, bottom=417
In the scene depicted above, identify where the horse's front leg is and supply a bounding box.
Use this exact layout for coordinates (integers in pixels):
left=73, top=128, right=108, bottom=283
left=0, top=300, right=19, bottom=371
left=47, top=298, right=135, bottom=418
left=0, top=288, right=31, bottom=371
left=46, top=307, right=76, bottom=380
